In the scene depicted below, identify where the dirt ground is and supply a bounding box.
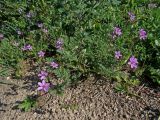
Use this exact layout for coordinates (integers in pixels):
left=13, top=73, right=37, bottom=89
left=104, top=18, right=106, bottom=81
left=0, top=73, right=160, bottom=120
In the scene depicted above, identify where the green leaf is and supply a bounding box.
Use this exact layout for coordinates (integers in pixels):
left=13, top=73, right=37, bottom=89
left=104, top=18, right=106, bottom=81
left=111, top=0, right=121, bottom=5
left=155, top=40, right=160, bottom=46
left=18, top=96, right=37, bottom=112
left=53, top=67, right=70, bottom=81
left=114, top=83, right=127, bottom=93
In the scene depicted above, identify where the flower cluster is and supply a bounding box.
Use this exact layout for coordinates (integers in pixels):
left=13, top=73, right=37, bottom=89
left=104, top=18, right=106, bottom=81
left=37, top=61, right=59, bottom=92
left=37, top=62, right=59, bottom=92
left=1, top=1, right=159, bottom=110
left=113, top=12, right=148, bottom=70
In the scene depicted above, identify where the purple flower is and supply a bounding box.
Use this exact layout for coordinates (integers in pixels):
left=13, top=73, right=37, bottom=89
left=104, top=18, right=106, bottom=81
left=128, top=56, right=138, bottom=69
left=26, top=12, right=32, bottom=18
left=38, top=71, right=48, bottom=80
left=115, top=51, right=122, bottom=59
left=112, top=27, right=122, bottom=39
left=37, top=22, right=43, bottom=28
left=128, top=12, right=136, bottom=21
left=139, top=29, right=147, bottom=40
left=17, top=30, right=22, bottom=35
left=50, top=62, right=59, bottom=69
left=22, top=44, right=32, bottom=51
left=55, top=38, right=63, bottom=50
left=114, top=27, right=122, bottom=36
left=38, top=80, right=50, bottom=92
left=38, top=51, right=45, bottom=57
left=0, top=34, right=4, bottom=40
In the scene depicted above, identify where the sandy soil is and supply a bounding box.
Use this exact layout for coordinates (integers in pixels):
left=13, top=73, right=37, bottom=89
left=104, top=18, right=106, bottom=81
left=0, top=73, right=160, bottom=120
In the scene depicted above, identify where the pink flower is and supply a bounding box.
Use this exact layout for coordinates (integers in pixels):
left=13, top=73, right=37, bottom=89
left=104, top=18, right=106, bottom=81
left=128, top=12, right=136, bottom=21
left=112, top=27, right=122, bottom=39
left=37, top=22, right=43, bottom=28
left=128, top=56, right=138, bottom=69
left=38, top=80, right=50, bottom=92
left=114, top=27, right=122, bottom=36
left=50, top=62, right=59, bottom=68
left=115, top=51, right=122, bottom=59
left=38, top=51, right=45, bottom=57
left=38, top=71, right=48, bottom=80
left=26, top=12, right=32, bottom=18
left=22, top=44, right=32, bottom=51
left=139, top=29, right=147, bottom=40
left=55, top=38, right=63, bottom=50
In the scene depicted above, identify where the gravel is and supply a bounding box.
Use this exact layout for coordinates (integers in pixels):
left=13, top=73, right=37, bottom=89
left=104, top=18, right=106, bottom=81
left=0, top=75, right=160, bottom=120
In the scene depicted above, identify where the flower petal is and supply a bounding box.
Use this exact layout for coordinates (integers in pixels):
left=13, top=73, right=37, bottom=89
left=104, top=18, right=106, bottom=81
left=38, top=87, right=43, bottom=91
left=38, top=82, right=42, bottom=86
left=42, top=80, right=46, bottom=85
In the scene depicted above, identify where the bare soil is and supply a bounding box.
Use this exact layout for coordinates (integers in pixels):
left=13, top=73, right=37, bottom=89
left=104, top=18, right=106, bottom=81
left=0, top=73, right=160, bottom=120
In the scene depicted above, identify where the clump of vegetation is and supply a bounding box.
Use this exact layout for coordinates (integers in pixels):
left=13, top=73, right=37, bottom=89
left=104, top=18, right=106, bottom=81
left=0, top=0, right=160, bottom=110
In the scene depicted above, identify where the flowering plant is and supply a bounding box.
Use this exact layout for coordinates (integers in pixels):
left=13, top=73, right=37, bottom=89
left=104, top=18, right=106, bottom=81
left=0, top=0, right=160, bottom=110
